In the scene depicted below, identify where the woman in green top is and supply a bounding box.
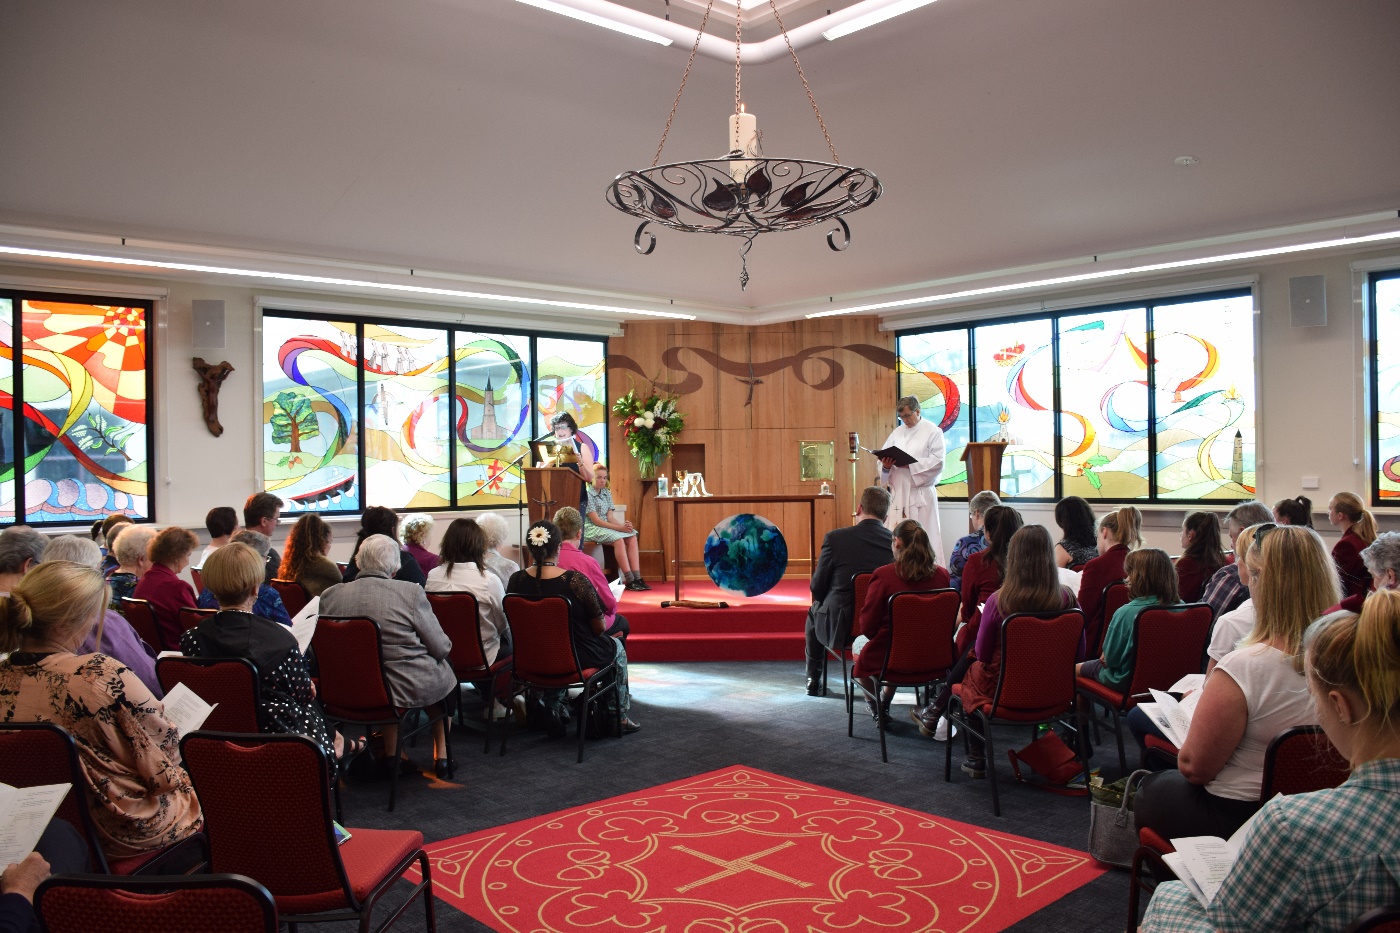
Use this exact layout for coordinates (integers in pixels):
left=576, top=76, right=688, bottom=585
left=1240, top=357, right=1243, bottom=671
left=1077, top=547, right=1180, bottom=689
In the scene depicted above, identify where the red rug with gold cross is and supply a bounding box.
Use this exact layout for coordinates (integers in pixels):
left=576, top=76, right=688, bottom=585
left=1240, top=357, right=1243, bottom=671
left=407, top=766, right=1106, bottom=932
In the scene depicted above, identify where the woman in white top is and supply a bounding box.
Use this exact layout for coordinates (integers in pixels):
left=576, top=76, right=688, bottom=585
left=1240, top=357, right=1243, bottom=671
left=425, top=518, right=509, bottom=665
left=1133, top=525, right=1335, bottom=841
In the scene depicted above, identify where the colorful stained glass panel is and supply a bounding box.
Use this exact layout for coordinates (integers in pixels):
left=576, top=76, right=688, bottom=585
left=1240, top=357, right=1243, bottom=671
left=455, top=332, right=531, bottom=508
left=1374, top=276, right=1400, bottom=502
left=896, top=329, right=970, bottom=497
left=536, top=337, right=607, bottom=468
left=1058, top=307, right=1150, bottom=499
left=974, top=319, right=1054, bottom=497
left=0, top=300, right=12, bottom=521
left=362, top=324, right=451, bottom=509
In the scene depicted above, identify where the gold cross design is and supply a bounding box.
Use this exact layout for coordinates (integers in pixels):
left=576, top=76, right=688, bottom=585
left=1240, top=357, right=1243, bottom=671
left=672, top=841, right=812, bottom=893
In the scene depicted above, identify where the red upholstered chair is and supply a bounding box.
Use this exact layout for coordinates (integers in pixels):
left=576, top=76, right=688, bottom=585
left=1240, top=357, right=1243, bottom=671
left=179, top=606, right=219, bottom=637
left=119, top=597, right=165, bottom=652
left=312, top=616, right=454, bottom=811
left=0, top=722, right=205, bottom=875
left=824, top=571, right=873, bottom=710
left=427, top=591, right=513, bottom=752
left=1143, top=733, right=1181, bottom=769
left=1085, top=580, right=1130, bottom=659
left=502, top=593, right=619, bottom=763
left=34, top=873, right=278, bottom=933
left=156, top=656, right=262, bottom=733
left=180, top=732, right=436, bottom=933
left=1348, top=906, right=1400, bottom=933
left=1077, top=602, right=1215, bottom=772
left=190, top=567, right=204, bottom=592
left=850, top=589, right=960, bottom=763
left=944, top=609, right=1088, bottom=816
left=271, top=578, right=310, bottom=617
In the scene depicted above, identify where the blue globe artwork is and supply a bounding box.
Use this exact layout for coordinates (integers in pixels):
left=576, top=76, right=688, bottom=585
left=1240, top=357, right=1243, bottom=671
left=703, top=513, right=788, bottom=597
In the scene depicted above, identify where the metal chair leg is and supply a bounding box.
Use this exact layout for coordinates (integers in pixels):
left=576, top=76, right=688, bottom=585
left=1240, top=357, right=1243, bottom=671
left=979, top=711, right=1000, bottom=817
left=1112, top=707, right=1127, bottom=774
left=878, top=681, right=889, bottom=763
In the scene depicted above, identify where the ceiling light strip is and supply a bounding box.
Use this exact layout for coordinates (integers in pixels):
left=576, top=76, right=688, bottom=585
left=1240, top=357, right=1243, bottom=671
left=822, top=0, right=940, bottom=40
left=510, top=0, right=673, bottom=45
left=0, top=245, right=696, bottom=320
left=805, top=229, right=1400, bottom=319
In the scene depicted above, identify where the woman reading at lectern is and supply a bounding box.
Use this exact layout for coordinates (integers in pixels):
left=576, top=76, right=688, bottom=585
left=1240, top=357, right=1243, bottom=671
left=549, top=412, right=594, bottom=513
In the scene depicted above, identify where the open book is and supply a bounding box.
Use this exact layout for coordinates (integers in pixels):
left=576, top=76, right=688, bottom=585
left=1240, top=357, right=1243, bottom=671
left=1135, top=688, right=1202, bottom=747
left=161, top=682, right=218, bottom=737
left=0, top=782, right=71, bottom=865
left=291, top=596, right=320, bottom=655
left=1161, top=808, right=1262, bottom=907
left=863, top=444, right=918, bottom=467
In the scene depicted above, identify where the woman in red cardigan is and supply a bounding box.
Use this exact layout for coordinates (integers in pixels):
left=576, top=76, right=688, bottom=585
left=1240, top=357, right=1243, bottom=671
left=132, top=526, right=199, bottom=650
left=1329, top=491, right=1376, bottom=602
left=1174, top=510, right=1226, bottom=602
left=957, top=506, right=1023, bottom=649
left=1076, top=505, right=1141, bottom=656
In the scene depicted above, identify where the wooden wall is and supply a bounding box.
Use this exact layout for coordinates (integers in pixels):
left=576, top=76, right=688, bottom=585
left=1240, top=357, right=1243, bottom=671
left=607, top=318, right=896, bottom=579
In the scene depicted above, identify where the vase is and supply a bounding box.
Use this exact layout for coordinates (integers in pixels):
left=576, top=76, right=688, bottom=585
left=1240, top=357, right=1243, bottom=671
left=636, top=457, right=658, bottom=480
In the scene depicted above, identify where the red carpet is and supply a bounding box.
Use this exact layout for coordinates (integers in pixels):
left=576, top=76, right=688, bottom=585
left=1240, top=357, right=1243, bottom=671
left=408, top=766, right=1106, bottom=932
left=618, top=579, right=811, bottom=662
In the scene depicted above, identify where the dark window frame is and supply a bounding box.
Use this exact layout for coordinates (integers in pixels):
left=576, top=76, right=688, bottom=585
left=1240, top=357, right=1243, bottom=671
left=1368, top=269, right=1400, bottom=507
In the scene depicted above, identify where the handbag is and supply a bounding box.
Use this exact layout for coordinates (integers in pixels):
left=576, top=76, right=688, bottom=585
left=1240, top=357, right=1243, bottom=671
left=1087, top=769, right=1150, bottom=869
left=1007, top=729, right=1090, bottom=796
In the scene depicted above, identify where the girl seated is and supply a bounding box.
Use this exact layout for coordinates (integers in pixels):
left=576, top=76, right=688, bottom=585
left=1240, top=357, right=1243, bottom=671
left=1079, top=547, right=1180, bottom=690
left=1174, top=511, right=1226, bottom=603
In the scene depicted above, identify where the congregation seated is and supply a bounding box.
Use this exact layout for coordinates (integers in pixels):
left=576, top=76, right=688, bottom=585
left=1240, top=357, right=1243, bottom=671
left=583, top=463, right=648, bottom=591
left=242, top=492, right=284, bottom=583
left=477, top=512, right=521, bottom=591
left=320, top=533, right=455, bottom=776
left=1272, top=494, right=1313, bottom=528
left=1204, top=524, right=1264, bottom=673
left=1142, top=591, right=1400, bottom=932
left=132, top=526, right=199, bottom=650
left=43, top=535, right=162, bottom=698
left=105, top=524, right=155, bottom=608
left=99, top=514, right=134, bottom=576
left=1201, top=501, right=1274, bottom=619
left=507, top=520, right=640, bottom=734
left=854, top=519, right=949, bottom=724
left=1078, top=547, right=1180, bottom=689
left=1328, top=491, right=1376, bottom=603
left=277, top=513, right=343, bottom=598
left=804, top=486, right=894, bottom=696
left=195, top=505, right=239, bottom=569
left=1053, top=495, right=1099, bottom=568
left=341, top=505, right=427, bottom=585
left=948, top=490, right=999, bottom=595
left=1076, top=506, right=1141, bottom=643
left=554, top=507, right=628, bottom=640
left=0, top=525, right=47, bottom=594
left=195, top=530, right=291, bottom=626
left=402, top=512, right=440, bottom=577
left=0, top=561, right=202, bottom=859
left=426, top=517, right=511, bottom=663
left=1132, top=525, right=1336, bottom=842
left=957, top=505, right=1023, bottom=636
left=1173, top=511, right=1226, bottom=603
left=1330, top=530, right=1400, bottom=615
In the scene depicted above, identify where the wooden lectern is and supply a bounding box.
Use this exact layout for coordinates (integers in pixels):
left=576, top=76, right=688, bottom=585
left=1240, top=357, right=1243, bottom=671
left=523, top=467, right=583, bottom=524
left=960, top=442, right=1008, bottom=499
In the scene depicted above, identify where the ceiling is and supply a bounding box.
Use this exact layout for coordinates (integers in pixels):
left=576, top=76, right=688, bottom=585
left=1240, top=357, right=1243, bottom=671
left=1, top=0, right=1398, bottom=315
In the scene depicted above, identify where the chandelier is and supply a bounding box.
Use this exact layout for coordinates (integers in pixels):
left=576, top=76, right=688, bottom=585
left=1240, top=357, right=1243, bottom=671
left=605, top=0, right=882, bottom=290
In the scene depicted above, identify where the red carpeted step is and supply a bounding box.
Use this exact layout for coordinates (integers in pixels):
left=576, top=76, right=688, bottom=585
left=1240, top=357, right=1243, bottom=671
left=625, top=631, right=807, bottom=662
left=616, top=578, right=812, bottom=662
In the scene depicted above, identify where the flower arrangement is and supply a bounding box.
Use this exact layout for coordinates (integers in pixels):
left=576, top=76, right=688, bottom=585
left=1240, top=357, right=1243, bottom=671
left=613, top=383, right=686, bottom=479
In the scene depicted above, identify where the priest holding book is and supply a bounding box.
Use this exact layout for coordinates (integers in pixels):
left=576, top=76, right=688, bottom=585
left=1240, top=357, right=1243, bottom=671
left=879, top=396, right=946, bottom=565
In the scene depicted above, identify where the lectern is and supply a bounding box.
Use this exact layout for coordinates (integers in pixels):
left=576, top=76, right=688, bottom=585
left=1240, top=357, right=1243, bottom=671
left=960, top=442, right=1008, bottom=500
left=523, top=467, right=583, bottom=524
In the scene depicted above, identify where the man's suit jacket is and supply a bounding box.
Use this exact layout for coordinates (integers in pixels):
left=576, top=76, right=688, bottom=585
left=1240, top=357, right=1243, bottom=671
left=809, top=518, right=894, bottom=650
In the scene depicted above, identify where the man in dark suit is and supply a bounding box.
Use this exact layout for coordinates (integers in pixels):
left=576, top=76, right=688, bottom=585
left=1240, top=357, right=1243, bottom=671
left=805, top=486, right=894, bottom=696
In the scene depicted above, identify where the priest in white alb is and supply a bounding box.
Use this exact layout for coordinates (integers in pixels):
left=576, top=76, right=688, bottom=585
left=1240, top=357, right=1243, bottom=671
left=878, top=396, right=946, bottom=566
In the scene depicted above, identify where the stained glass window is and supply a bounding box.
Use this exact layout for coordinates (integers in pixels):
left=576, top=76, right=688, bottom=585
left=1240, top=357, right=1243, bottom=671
left=362, top=324, right=451, bottom=509
left=974, top=319, right=1055, bottom=498
left=262, top=316, right=361, bottom=513
left=0, top=300, right=12, bottom=521
left=20, top=300, right=150, bottom=523
left=455, top=333, right=532, bottom=509
left=895, top=329, right=970, bottom=496
left=536, top=337, right=607, bottom=467
left=1058, top=307, right=1150, bottom=499
left=1372, top=273, right=1400, bottom=503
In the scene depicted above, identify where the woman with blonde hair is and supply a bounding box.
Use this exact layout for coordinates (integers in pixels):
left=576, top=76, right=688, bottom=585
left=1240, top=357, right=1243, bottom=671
left=1143, top=591, right=1400, bottom=931
left=0, top=561, right=202, bottom=859
left=1329, top=491, right=1377, bottom=602
left=1075, top=506, right=1142, bottom=655
left=1133, top=525, right=1336, bottom=842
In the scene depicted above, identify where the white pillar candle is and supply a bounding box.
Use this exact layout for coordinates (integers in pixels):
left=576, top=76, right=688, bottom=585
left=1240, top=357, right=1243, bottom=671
left=727, top=105, right=758, bottom=185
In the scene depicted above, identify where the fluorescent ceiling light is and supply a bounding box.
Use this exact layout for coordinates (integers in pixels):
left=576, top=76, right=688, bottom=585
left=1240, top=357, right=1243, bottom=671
left=806, top=228, right=1400, bottom=318
left=0, top=245, right=696, bottom=320
left=822, top=0, right=940, bottom=40
left=511, top=0, right=673, bottom=45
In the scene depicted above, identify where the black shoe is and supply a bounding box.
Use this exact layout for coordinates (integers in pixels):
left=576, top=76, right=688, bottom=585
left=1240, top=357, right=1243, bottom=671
left=624, top=580, right=648, bottom=592
left=621, top=718, right=642, bottom=734
left=805, top=677, right=824, bottom=697
left=960, top=757, right=987, bottom=779
left=634, top=578, right=652, bottom=590
left=434, top=758, right=454, bottom=779
left=545, top=709, right=568, bottom=739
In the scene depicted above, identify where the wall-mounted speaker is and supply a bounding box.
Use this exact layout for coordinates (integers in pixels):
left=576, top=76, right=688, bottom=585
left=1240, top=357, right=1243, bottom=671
left=191, top=299, right=226, bottom=349
left=1289, top=275, right=1327, bottom=328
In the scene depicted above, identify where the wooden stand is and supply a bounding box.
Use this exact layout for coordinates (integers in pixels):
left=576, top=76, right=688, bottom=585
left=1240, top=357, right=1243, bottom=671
left=523, top=467, right=583, bottom=524
left=961, top=442, right=1008, bottom=500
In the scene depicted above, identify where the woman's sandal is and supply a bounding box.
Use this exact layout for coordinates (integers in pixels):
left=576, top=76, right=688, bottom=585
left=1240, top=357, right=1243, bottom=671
left=337, top=735, right=368, bottom=764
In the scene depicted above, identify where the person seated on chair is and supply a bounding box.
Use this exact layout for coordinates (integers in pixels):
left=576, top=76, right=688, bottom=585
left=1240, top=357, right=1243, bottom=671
left=1328, top=491, right=1376, bottom=605
left=804, top=486, right=895, bottom=698
left=320, top=534, right=456, bottom=778
left=195, top=531, right=291, bottom=626
left=0, top=561, right=202, bottom=860
left=554, top=507, right=629, bottom=642
left=477, top=512, right=521, bottom=591
left=1204, top=524, right=1266, bottom=674
left=1142, top=591, right=1400, bottom=933
left=182, top=543, right=359, bottom=775
left=341, top=506, right=427, bottom=586
left=426, top=518, right=511, bottom=664
left=1174, top=511, right=1227, bottom=603
left=853, top=519, right=950, bottom=726
left=401, top=513, right=440, bottom=578
left=1201, top=501, right=1274, bottom=620
left=1324, top=530, right=1400, bottom=616
left=277, top=513, right=343, bottom=598
left=956, top=505, right=1023, bottom=636
left=0, top=526, right=47, bottom=595
left=105, top=525, right=155, bottom=609
left=1053, top=495, right=1099, bottom=569
left=241, top=492, right=284, bottom=584
left=1076, top=506, right=1142, bottom=650
left=1077, top=547, right=1181, bottom=690
left=133, top=527, right=199, bottom=651
left=584, top=463, right=647, bottom=591
left=948, top=490, right=999, bottom=595
left=1132, top=525, right=1333, bottom=842
left=99, top=514, right=134, bottom=576
left=506, top=520, right=640, bottom=734
left=195, top=506, right=239, bottom=569
left=1272, top=494, right=1314, bottom=529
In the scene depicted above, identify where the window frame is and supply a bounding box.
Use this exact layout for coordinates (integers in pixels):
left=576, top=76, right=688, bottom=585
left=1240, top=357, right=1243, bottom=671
left=1367, top=268, right=1400, bottom=507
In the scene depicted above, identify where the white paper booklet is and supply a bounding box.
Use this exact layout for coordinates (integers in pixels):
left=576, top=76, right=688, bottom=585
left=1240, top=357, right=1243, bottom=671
left=156, top=650, right=183, bottom=660
left=1162, top=809, right=1262, bottom=907
left=161, top=681, right=218, bottom=737
left=1168, top=673, right=1205, bottom=694
left=1137, top=688, right=1201, bottom=747
left=291, top=596, right=320, bottom=655
left=0, top=782, right=71, bottom=865
left=1057, top=567, right=1083, bottom=590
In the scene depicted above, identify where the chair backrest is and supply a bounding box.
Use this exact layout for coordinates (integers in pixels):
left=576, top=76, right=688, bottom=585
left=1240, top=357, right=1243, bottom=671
left=1261, top=724, right=1352, bottom=800
left=270, top=579, right=309, bottom=618
left=179, top=606, right=218, bottom=636
left=119, top=597, right=164, bottom=651
left=0, top=723, right=109, bottom=872
left=850, top=572, right=874, bottom=643
left=310, top=616, right=396, bottom=719
left=35, top=873, right=278, bottom=933
left=503, top=593, right=583, bottom=682
left=883, top=589, right=961, bottom=676
left=180, top=732, right=350, bottom=903
left=1089, top=580, right=1130, bottom=655
left=1125, top=603, right=1215, bottom=698
left=992, top=609, right=1086, bottom=714
left=156, top=657, right=262, bottom=733
left=1347, top=906, right=1400, bottom=933
left=427, top=591, right=489, bottom=674
left=190, top=567, right=204, bottom=592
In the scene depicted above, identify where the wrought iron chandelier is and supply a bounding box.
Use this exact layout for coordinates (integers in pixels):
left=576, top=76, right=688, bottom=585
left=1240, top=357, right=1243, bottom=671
left=605, top=0, right=882, bottom=290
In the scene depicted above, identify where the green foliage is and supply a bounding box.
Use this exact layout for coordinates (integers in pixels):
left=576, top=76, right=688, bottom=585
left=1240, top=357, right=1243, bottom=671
left=71, top=412, right=137, bottom=461
left=270, top=390, right=319, bottom=453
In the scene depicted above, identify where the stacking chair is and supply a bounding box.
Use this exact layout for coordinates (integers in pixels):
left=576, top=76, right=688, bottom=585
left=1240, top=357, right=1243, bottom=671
left=190, top=567, right=204, bottom=592
left=313, top=616, right=454, bottom=811
left=502, top=593, right=619, bottom=763
left=119, top=597, right=164, bottom=651
left=944, top=609, right=1088, bottom=816
left=178, top=606, right=219, bottom=638
left=35, top=873, right=277, bottom=933
left=181, top=732, right=436, bottom=933
left=823, top=571, right=873, bottom=708
left=156, top=656, right=262, bottom=733
left=271, top=578, right=310, bottom=617
left=1085, top=580, right=1130, bottom=659
left=1348, top=906, right=1400, bottom=933
left=850, top=588, right=960, bottom=762
left=1076, top=602, right=1215, bottom=772
left=427, top=591, right=513, bottom=751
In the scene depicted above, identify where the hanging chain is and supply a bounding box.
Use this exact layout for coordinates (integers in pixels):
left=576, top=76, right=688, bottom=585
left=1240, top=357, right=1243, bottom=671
left=734, top=2, right=743, bottom=119
left=767, top=0, right=839, bottom=163
left=651, top=0, right=716, bottom=167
